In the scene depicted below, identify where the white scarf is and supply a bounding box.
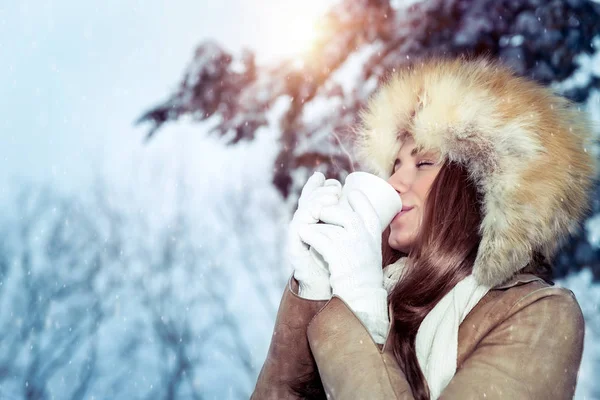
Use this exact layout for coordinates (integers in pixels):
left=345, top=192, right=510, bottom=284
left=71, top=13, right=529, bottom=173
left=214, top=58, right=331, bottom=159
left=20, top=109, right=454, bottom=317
left=383, top=258, right=491, bottom=399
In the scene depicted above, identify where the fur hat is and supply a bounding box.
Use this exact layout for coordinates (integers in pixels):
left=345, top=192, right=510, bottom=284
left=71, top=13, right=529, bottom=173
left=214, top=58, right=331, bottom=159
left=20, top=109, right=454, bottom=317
left=355, top=57, right=597, bottom=287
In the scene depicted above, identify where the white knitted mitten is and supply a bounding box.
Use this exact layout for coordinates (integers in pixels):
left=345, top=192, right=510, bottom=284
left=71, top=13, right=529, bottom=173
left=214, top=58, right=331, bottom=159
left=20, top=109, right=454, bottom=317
left=288, top=172, right=342, bottom=300
left=298, top=190, right=389, bottom=343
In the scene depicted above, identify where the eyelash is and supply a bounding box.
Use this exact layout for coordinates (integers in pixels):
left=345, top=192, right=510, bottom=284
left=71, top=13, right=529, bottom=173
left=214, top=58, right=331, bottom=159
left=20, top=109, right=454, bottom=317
left=393, top=160, right=434, bottom=172
left=417, top=161, right=434, bottom=167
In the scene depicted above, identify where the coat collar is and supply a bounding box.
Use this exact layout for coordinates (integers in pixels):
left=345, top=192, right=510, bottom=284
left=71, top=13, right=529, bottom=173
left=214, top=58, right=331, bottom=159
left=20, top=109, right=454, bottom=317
left=491, top=273, right=548, bottom=290
left=384, top=258, right=549, bottom=292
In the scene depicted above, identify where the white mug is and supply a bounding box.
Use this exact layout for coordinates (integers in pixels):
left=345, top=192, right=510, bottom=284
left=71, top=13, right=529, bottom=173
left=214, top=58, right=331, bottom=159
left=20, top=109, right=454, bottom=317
left=309, top=171, right=402, bottom=267
left=338, top=171, right=403, bottom=231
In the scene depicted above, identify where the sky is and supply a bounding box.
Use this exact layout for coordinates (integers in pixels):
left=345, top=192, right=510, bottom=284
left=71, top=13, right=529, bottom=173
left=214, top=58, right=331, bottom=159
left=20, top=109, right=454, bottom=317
left=0, top=0, right=336, bottom=198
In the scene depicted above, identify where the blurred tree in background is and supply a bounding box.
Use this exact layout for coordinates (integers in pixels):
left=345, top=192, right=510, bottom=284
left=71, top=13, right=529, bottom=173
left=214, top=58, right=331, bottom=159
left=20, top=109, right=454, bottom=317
left=0, top=174, right=283, bottom=398
left=138, top=0, right=600, bottom=279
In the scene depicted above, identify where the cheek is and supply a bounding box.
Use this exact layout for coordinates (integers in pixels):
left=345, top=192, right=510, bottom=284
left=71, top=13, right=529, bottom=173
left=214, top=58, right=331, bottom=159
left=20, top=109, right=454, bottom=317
left=413, top=181, right=434, bottom=200
left=413, top=170, right=440, bottom=199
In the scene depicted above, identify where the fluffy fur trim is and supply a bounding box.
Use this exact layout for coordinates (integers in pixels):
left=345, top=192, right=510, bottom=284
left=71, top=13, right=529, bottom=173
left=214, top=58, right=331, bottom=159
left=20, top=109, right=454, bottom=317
left=355, top=58, right=597, bottom=287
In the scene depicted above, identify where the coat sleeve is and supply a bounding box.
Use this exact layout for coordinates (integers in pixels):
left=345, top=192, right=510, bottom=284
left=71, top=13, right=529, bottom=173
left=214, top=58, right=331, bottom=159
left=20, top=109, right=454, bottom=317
left=306, top=288, right=585, bottom=399
left=250, top=273, right=329, bottom=400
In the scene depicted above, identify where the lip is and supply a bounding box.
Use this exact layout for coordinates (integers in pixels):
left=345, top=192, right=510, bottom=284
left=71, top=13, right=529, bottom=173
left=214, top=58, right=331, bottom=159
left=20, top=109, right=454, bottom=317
left=393, top=206, right=414, bottom=221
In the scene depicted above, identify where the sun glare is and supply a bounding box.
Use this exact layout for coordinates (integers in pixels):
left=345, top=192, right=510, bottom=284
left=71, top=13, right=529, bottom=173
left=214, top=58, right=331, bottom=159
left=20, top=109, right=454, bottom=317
left=258, top=0, right=336, bottom=63
left=283, top=16, right=320, bottom=57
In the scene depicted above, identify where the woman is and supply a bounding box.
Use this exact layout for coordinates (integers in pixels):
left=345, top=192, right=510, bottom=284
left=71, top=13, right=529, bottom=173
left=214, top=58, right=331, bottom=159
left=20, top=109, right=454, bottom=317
left=251, top=58, right=597, bottom=399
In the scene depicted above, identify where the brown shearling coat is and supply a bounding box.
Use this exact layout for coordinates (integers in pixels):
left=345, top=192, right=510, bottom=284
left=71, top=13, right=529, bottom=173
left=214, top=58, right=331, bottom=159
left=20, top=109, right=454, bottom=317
left=251, top=271, right=584, bottom=399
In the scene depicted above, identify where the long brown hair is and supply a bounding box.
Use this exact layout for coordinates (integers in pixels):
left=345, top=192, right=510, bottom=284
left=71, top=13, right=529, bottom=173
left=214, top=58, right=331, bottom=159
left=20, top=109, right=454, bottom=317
left=383, top=160, right=484, bottom=399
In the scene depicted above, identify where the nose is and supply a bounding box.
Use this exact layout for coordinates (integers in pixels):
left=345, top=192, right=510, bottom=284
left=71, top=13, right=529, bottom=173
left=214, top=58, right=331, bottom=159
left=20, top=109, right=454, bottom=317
left=387, top=168, right=410, bottom=195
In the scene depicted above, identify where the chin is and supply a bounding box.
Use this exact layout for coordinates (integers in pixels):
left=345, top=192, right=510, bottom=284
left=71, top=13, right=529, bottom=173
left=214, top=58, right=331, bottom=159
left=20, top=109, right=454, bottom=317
left=388, top=233, right=412, bottom=253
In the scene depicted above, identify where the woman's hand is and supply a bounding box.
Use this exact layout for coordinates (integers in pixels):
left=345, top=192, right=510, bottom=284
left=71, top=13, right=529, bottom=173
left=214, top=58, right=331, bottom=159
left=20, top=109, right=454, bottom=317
left=297, top=190, right=389, bottom=343
left=288, top=172, right=342, bottom=300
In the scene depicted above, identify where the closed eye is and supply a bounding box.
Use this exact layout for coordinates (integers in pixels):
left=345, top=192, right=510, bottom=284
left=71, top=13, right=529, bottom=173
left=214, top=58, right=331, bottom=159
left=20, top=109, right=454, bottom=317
left=417, top=161, right=434, bottom=168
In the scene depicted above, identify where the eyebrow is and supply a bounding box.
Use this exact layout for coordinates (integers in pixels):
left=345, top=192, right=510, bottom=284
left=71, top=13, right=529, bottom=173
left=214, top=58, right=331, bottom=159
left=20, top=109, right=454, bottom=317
left=409, top=148, right=433, bottom=157
left=395, top=148, right=438, bottom=163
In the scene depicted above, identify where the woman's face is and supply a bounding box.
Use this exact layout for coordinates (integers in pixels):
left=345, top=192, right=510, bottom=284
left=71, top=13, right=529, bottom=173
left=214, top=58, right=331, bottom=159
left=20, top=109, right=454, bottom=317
left=387, top=136, right=443, bottom=253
